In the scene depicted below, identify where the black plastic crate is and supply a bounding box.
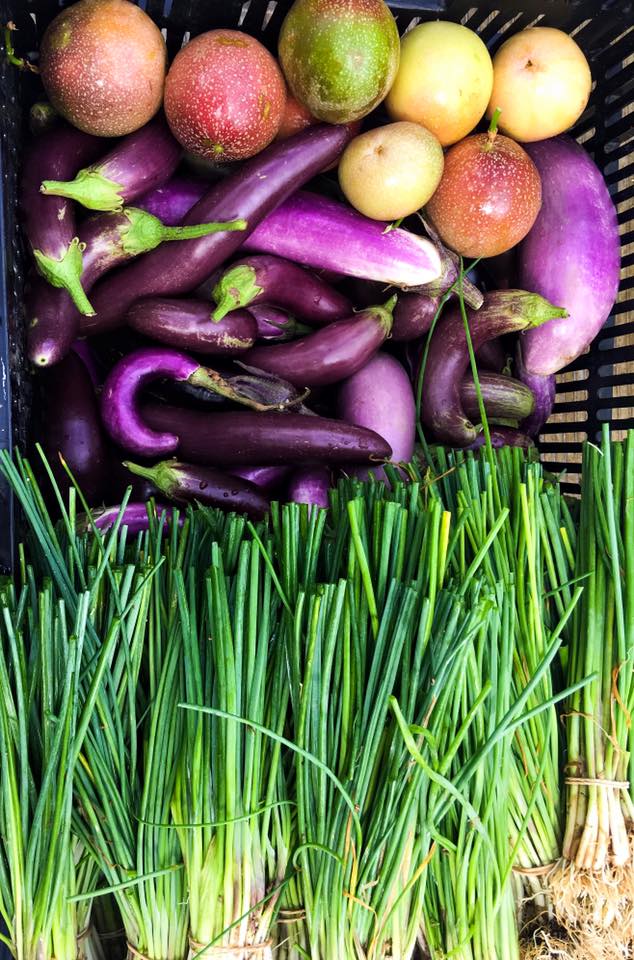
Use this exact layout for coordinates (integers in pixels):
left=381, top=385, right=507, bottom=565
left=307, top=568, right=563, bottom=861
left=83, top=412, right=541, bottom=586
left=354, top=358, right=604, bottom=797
left=0, top=0, right=632, bottom=574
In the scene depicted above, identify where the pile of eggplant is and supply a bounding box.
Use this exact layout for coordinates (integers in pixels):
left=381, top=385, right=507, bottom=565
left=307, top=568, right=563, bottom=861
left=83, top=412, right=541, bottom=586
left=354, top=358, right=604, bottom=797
left=24, top=113, right=620, bottom=522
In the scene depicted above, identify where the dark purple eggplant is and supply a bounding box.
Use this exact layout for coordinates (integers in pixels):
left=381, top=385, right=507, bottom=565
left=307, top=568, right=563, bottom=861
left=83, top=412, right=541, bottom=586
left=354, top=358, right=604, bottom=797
left=467, top=428, right=534, bottom=450
left=211, top=255, right=352, bottom=325
left=29, top=208, right=245, bottom=367
left=391, top=293, right=440, bottom=342
left=21, top=124, right=104, bottom=315
left=249, top=306, right=312, bottom=342
left=123, top=460, right=269, bottom=518
left=460, top=372, right=535, bottom=423
left=231, top=465, right=290, bottom=490
left=84, top=502, right=180, bottom=533
left=100, top=347, right=286, bottom=457
left=287, top=466, right=331, bottom=508
left=39, top=350, right=107, bottom=505
left=516, top=344, right=557, bottom=437
left=136, top=175, right=208, bottom=226
left=127, top=299, right=257, bottom=355
left=242, top=297, right=395, bottom=388
left=421, top=291, right=567, bottom=447
left=81, top=125, right=353, bottom=335
left=141, top=403, right=392, bottom=466
left=40, top=116, right=182, bottom=212
left=475, top=337, right=506, bottom=373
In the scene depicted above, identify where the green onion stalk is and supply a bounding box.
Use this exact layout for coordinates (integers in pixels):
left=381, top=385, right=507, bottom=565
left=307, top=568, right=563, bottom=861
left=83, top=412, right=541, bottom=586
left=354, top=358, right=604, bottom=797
left=174, top=538, right=288, bottom=960
left=552, top=429, right=634, bottom=952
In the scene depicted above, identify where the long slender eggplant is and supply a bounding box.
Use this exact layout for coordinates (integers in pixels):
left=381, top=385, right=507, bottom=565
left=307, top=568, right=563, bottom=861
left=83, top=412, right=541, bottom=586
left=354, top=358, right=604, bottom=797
left=123, top=460, right=270, bottom=517
left=136, top=175, right=208, bottom=225
left=100, top=347, right=288, bottom=457
left=127, top=299, right=257, bottom=355
left=467, top=427, right=534, bottom=450
left=211, top=255, right=352, bottom=324
left=249, top=305, right=312, bottom=342
left=84, top=502, right=180, bottom=533
left=460, top=372, right=535, bottom=423
left=81, top=125, right=353, bottom=335
left=30, top=208, right=245, bottom=366
left=421, top=290, right=566, bottom=446
left=39, top=350, right=108, bottom=504
left=21, top=123, right=104, bottom=314
left=40, top=116, right=182, bottom=212
left=287, top=466, right=331, bottom=508
left=141, top=403, right=393, bottom=466
left=515, top=343, right=557, bottom=437
left=242, top=298, right=395, bottom=387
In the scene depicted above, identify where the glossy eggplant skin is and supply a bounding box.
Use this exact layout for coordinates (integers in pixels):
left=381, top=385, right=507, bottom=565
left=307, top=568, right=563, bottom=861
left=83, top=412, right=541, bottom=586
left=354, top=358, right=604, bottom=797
left=141, top=404, right=393, bottom=466
left=242, top=301, right=393, bottom=388
left=124, top=460, right=270, bottom=518
left=39, top=351, right=108, bottom=505
left=516, top=344, right=556, bottom=437
left=211, top=255, right=352, bottom=325
left=391, top=293, right=439, bottom=342
left=136, top=175, right=208, bottom=225
left=460, top=372, right=535, bottom=423
left=81, top=124, right=353, bottom=335
left=127, top=298, right=257, bottom=354
left=287, top=466, right=331, bottom=508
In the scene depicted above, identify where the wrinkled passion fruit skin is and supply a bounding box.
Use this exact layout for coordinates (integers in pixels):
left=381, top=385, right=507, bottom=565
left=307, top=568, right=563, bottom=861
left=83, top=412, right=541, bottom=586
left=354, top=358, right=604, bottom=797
left=40, top=0, right=167, bottom=137
left=426, top=132, right=543, bottom=259
left=164, top=29, right=286, bottom=162
left=278, top=0, right=400, bottom=124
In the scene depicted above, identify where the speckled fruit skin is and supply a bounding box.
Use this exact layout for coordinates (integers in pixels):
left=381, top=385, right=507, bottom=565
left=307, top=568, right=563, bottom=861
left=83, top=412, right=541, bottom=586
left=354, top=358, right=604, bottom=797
left=40, top=0, right=167, bottom=137
left=164, top=30, right=286, bottom=162
left=426, top=132, right=542, bottom=259
left=385, top=21, right=493, bottom=147
left=278, top=0, right=400, bottom=124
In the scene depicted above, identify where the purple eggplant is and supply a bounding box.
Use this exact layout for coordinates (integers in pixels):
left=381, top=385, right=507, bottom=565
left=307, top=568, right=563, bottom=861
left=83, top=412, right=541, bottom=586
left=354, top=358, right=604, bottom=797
left=211, top=255, right=352, bottom=325
left=80, top=125, right=353, bottom=336
left=249, top=306, right=312, bottom=342
left=338, top=353, right=415, bottom=476
left=85, top=502, right=180, bottom=534
left=127, top=298, right=257, bottom=355
left=141, top=403, right=392, bottom=466
left=71, top=339, right=100, bottom=386
left=39, top=350, right=107, bottom=504
left=421, top=291, right=567, bottom=447
left=123, top=460, right=270, bottom=518
left=243, top=191, right=441, bottom=288
left=516, top=344, right=557, bottom=437
left=391, top=293, right=440, bottom=342
left=100, top=347, right=287, bottom=457
left=136, top=175, right=208, bottom=225
left=231, top=465, right=290, bottom=490
left=242, top=298, right=395, bottom=388
left=467, top=428, right=534, bottom=450
left=21, top=124, right=104, bottom=315
left=40, top=116, right=182, bottom=212
left=287, top=466, right=331, bottom=508
left=519, top=137, right=620, bottom=376
left=475, top=337, right=506, bottom=373
left=460, top=372, right=535, bottom=423
left=29, top=207, right=245, bottom=366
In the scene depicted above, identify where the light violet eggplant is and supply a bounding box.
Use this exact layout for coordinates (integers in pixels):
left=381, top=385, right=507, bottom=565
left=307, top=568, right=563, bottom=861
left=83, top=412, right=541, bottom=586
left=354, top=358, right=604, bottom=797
left=287, top=466, right=331, bottom=508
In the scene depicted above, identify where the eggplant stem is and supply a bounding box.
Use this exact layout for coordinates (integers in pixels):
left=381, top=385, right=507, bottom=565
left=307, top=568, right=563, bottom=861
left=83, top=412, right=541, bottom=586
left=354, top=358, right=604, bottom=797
left=33, top=238, right=95, bottom=316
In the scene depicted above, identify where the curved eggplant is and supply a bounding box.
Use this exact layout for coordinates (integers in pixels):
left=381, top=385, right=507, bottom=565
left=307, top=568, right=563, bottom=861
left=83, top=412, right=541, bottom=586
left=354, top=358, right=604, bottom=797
left=242, top=298, right=395, bottom=387
left=141, top=403, right=393, bottom=466
left=80, top=124, right=353, bottom=335
left=287, top=466, right=331, bottom=508
left=39, top=350, right=108, bottom=504
left=127, top=299, right=257, bottom=354
left=28, top=208, right=245, bottom=367
left=460, top=372, right=535, bottom=423
left=421, top=290, right=566, bottom=446
left=100, top=347, right=287, bottom=457
left=40, top=116, right=182, bottom=212
left=21, top=123, right=104, bottom=315
left=123, top=460, right=270, bottom=517
left=211, top=255, right=352, bottom=324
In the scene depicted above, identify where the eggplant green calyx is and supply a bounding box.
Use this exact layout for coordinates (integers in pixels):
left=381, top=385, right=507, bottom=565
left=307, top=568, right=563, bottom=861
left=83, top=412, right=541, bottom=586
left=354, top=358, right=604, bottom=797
left=212, top=265, right=263, bottom=322
left=33, top=237, right=95, bottom=315
left=120, top=208, right=247, bottom=258
left=372, top=294, right=397, bottom=335
left=41, top=169, right=126, bottom=212
left=486, top=291, right=568, bottom=330
left=124, top=460, right=175, bottom=497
